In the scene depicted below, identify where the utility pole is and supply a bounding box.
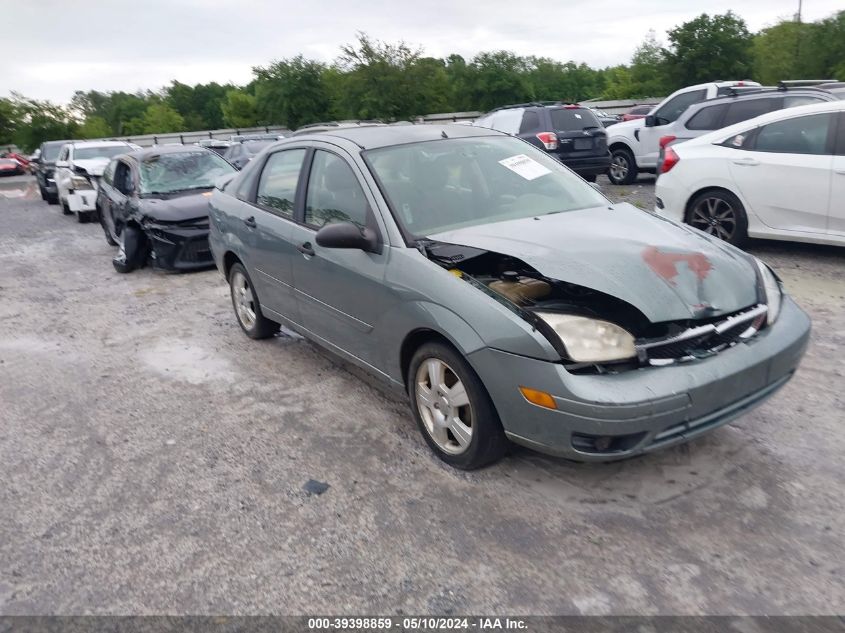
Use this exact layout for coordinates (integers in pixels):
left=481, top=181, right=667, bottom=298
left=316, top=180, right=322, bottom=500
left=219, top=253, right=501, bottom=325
left=795, top=0, right=803, bottom=73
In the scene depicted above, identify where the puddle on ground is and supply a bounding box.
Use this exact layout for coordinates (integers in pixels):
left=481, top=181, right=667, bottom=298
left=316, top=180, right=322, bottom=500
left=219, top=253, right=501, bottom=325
left=140, top=340, right=235, bottom=385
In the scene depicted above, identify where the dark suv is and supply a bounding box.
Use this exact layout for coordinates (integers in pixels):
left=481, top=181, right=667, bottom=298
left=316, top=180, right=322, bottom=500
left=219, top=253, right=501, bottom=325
left=33, top=139, right=72, bottom=204
left=473, top=103, right=610, bottom=181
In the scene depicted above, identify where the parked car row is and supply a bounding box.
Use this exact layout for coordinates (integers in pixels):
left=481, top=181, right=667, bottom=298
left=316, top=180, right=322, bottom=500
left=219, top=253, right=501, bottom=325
left=26, top=117, right=816, bottom=470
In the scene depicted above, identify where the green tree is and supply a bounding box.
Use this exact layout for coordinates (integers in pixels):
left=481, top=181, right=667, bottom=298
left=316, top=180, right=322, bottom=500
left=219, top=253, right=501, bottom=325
left=335, top=33, right=424, bottom=120
left=663, top=12, right=753, bottom=88
left=629, top=31, right=669, bottom=97
left=254, top=55, right=333, bottom=128
left=0, top=98, right=18, bottom=145
left=221, top=89, right=259, bottom=127
left=800, top=10, right=845, bottom=80
left=141, top=103, right=184, bottom=134
left=78, top=116, right=112, bottom=139
left=9, top=94, right=76, bottom=151
left=465, top=51, right=533, bottom=111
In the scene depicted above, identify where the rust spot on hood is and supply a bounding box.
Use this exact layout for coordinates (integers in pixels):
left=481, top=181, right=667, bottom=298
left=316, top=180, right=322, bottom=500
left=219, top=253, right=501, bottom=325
left=642, top=246, right=712, bottom=286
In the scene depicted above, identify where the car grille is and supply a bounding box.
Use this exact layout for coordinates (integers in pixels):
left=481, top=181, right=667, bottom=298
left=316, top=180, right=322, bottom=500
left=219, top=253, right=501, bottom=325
left=636, top=304, right=768, bottom=364
left=179, top=237, right=212, bottom=263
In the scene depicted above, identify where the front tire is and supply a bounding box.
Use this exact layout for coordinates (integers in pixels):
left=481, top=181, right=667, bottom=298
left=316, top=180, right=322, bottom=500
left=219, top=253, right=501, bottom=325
left=686, top=189, right=748, bottom=246
left=99, top=205, right=119, bottom=246
left=112, top=224, right=148, bottom=273
left=228, top=263, right=280, bottom=339
left=408, top=342, right=507, bottom=470
left=607, top=147, right=638, bottom=185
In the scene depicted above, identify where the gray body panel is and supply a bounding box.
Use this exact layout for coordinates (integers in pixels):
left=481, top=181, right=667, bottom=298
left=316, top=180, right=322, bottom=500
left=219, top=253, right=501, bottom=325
left=208, top=124, right=811, bottom=461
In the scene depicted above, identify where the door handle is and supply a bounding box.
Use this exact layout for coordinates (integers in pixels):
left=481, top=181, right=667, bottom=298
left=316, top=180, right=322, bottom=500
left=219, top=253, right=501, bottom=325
left=297, top=242, right=315, bottom=257
left=243, top=216, right=256, bottom=228
left=732, top=158, right=759, bottom=166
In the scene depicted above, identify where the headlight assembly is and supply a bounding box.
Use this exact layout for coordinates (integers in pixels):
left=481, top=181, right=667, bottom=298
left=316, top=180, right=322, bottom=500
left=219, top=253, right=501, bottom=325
left=71, top=175, right=94, bottom=190
left=755, top=259, right=782, bottom=325
left=535, top=312, right=637, bottom=363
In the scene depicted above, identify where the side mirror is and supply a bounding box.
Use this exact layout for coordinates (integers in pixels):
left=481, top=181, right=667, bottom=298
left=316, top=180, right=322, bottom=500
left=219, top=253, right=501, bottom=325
left=55, top=160, right=69, bottom=168
left=315, top=222, right=380, bottom=253
left=644, top=115, right=656, bottom=128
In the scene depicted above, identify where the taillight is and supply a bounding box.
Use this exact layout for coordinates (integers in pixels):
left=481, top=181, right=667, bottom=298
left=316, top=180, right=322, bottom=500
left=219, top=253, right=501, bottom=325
left=536, top=132, right=558, bottom=150
left=661, top=147, right=680, bottom=174
left=659, top=135, right=677, bottom=149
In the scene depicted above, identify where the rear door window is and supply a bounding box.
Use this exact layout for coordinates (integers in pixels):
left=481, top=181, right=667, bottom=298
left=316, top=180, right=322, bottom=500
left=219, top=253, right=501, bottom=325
left=722, top=98, right=780, bottom=127
left=686, top=104, right=728, bottom=130
left=255, top=149, right=307, bottom=219
left=751, top=113, right=833, bottom=155
left=550, top=108, right=601, bottom=131
left=785, top=95, right=826, bottom=108
left=304, top=150, right=369, bottom=229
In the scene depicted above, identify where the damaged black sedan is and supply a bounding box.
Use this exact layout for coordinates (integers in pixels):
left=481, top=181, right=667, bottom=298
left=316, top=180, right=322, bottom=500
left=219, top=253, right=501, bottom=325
left=209, top=124, right=810, bottom=470
left=97, top=146, right=236, bottom=273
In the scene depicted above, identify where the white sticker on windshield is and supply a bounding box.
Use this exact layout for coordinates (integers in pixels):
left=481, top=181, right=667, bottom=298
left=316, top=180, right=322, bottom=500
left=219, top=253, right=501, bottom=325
left=498, top=154, right=552, bottom=181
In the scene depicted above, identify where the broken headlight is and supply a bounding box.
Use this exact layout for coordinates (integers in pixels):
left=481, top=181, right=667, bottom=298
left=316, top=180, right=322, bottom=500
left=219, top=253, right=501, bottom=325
left=71, top=175, right=94, bottom=190
left=755, top=259, right=782, bottom=325
left=535, top=313, right=637, bottom=363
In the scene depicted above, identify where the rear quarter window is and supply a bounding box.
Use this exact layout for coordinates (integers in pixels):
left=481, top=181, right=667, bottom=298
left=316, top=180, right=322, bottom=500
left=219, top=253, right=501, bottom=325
left=685, top=104, right=728, bottom=130
left=519, top=110, right=541, bottom=133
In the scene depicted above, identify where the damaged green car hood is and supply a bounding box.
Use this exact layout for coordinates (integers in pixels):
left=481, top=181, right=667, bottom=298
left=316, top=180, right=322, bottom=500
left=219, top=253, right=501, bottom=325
left=428, top=203, right=759, bottom=323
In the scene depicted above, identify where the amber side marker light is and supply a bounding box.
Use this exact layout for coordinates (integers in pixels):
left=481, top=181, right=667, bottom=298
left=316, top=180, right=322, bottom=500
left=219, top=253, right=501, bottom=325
left=519, top=386, right=557, bottom=410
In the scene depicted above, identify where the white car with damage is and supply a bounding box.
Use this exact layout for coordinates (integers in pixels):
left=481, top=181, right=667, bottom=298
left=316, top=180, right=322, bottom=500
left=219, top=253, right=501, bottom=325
left=54, top=141, right=139, bottom=222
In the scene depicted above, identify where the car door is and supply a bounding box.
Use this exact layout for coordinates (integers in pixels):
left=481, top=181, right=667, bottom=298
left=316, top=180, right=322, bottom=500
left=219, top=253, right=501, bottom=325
left=639, top=89, right=707, bottom=167
left=727, top=112, right=834, bottom=234
left=109, top=160, right=136, bottom=227
left=288, top=147, right=391, bottom=369
left=241, top=147, right=309, bottom=323
left=828, top=111, right=845, bottom=237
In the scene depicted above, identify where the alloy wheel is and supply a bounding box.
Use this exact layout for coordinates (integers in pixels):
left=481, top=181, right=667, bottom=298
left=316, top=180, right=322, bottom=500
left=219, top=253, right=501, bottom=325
left=231, top=271, right=257, bottom=329
left=609, top=154, right=629, bottom=181
left=414, top=358, right=473, bottom=455
left=690, top=196, right=737, bottom=241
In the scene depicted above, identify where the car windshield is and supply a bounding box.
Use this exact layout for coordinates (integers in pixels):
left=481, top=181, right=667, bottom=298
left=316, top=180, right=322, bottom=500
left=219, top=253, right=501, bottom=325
left=42, top=143, right=65, bottom=161
left=365, top=136, right=607, bottom=238
left=75, top=146, right=129, bottom=160
left=139, top=150, right=236, bottom=195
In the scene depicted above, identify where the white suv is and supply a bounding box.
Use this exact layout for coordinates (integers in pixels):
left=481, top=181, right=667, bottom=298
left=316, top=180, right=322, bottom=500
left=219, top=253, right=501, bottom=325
left=605, top=81, right=761, bottom=184
left=54, top=141, right=138, bottom=222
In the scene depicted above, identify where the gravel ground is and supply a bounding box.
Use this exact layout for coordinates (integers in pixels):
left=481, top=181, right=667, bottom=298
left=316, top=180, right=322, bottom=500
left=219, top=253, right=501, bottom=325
left=0, top=174, right=843, bottom=615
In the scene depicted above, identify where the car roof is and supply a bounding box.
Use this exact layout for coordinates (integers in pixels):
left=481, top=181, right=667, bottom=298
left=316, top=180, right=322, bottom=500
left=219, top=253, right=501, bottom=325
left=681, top=87, right=837, bottom=117
left=686, top=99, right=845, bottom=146
left=66, top=140, right=135, bottom=149
left=281, top=123, right=505, bottom=149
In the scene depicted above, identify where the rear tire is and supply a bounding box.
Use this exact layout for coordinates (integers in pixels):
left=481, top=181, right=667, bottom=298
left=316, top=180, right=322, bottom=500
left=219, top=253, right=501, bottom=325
left=47, top=192, right=59, bottom=205
left=686, top=189, right=748, bottom=246
left=77, top=210, right=93, bottom=224
left=61, top=200, right=72, bottom=215
left=408, top=342, right=508, bottom=470
left=607, top=147, right=637, bottom=185
left=228, top=263, right=280, bottom=339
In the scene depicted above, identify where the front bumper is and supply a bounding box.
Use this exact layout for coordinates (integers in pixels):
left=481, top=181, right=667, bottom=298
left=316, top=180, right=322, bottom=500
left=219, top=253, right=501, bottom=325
left=145, top=222, right=214, bottom=272
left=468, top=295, right=810, bottom=461
left=67, top=190, right=97, bottom=212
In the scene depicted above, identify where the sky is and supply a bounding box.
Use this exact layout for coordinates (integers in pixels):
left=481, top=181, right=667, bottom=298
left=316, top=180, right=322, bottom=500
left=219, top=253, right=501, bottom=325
left=2, top=0, right=841, bottom=104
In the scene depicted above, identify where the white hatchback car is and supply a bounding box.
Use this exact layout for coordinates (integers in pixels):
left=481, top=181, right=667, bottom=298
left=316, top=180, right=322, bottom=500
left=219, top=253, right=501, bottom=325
left=655, top=100, right=845, bottom=247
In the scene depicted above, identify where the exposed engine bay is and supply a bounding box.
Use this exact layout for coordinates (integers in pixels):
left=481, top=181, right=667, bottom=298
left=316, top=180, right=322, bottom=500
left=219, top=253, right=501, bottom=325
left=421, top=240, right=767, bottom=373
